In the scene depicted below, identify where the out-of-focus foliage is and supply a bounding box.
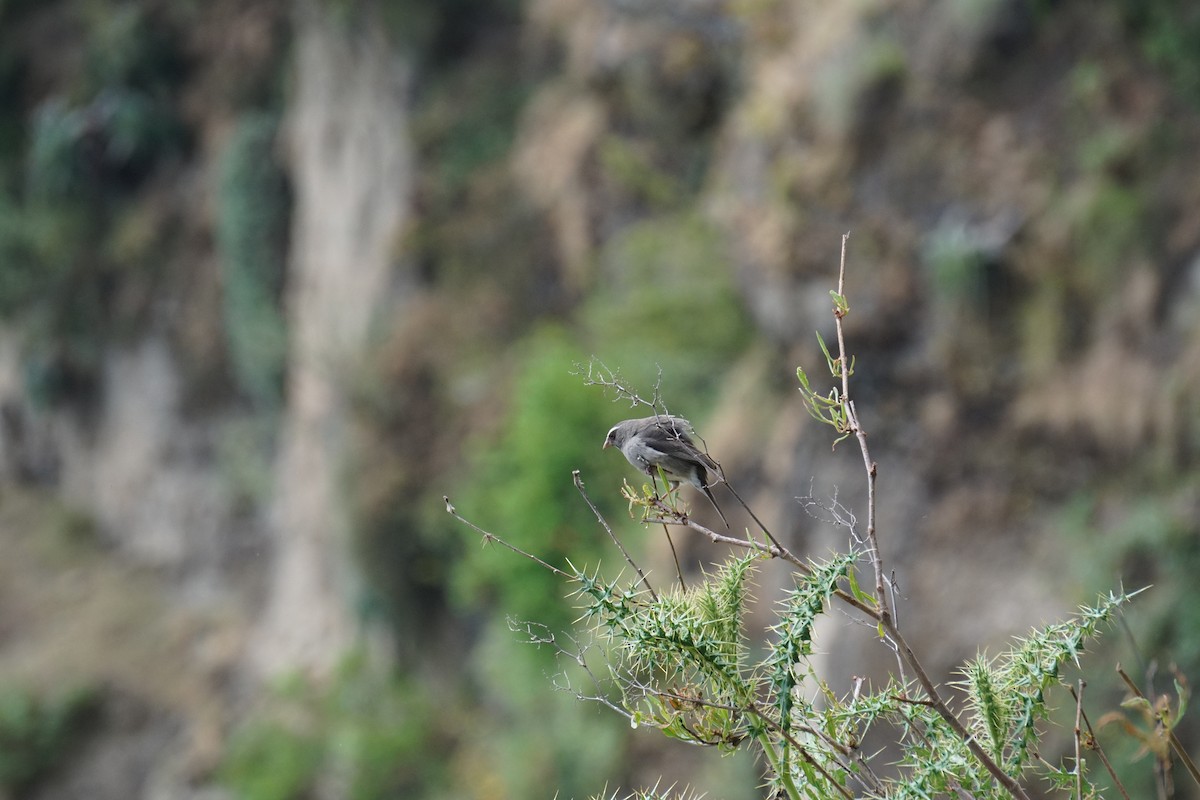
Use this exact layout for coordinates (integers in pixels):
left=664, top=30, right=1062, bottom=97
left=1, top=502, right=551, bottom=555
left=221, top=720, right=322, bottom=800
left=215, top=112, right=290, bottom=409
left=408, top=52, right=544, bottom=299
left=1065, top=488, right=1200, bottom=666
left=413, top=55, right=531, bottom=196
left=454, top=626, right=625, bottom=799
left=1055, top=482, right=1200, bottom=798
left=1115, top=0, right=1200, bottom=104
left=323, top=0, right=523, bottom=64
left=584, top=212, right=752, bottom=403
left=0, top=684, right=98, bottom=794
left=219, top=654, right=453, bottom=800
left=453, top=327, right=633, bottom=632
left=0, top=2, right=189, bottom=405
left=219, top=644, right=623, bottom=800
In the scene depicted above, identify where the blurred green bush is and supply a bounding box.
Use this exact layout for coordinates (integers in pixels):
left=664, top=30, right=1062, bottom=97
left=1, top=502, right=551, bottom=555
left=0, top=1, right=189, bottom=406
left=1116, top=1, right=1200, bottom=105
left=584, top=212, right=752, bottom=404
left=0, top=684, right=98, bottom=794
left=215, top=112, right=291, bottom=410
left=219, top=654, right=451, bottom=800
left=453, top=327, right=635, bottom=632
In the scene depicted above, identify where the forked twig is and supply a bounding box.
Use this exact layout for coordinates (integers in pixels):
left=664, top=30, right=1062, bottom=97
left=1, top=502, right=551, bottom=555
left=579, top=357, right=664, bottom=413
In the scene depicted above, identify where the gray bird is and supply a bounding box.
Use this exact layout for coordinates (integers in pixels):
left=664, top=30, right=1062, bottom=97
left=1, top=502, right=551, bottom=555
left=603, top=415, right=729, bottom=528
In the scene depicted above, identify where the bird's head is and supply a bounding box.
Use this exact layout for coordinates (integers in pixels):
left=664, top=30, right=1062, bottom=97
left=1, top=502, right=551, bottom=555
left=603, top=421, right=632, bottom=450
left=602, top=425, right=619, bottom=449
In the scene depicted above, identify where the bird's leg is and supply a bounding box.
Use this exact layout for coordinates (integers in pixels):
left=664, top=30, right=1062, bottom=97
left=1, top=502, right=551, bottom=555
left=648, top=470, right=688, bottom=591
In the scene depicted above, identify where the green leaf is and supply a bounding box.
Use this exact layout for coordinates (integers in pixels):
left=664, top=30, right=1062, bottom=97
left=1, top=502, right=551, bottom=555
left=1121, top=696, right=1153, bottom=713
left=816, top=330, right=835, bottom=371
left=846, top=566, right=874, bottom=607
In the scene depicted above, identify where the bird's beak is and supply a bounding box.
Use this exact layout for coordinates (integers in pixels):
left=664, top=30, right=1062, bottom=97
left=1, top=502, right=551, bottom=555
left=602, top=441, right=609, bottom=449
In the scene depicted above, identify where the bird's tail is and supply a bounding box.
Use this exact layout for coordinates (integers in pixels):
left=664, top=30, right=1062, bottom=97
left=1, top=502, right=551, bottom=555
left=701, top=485, right=729, bottom=528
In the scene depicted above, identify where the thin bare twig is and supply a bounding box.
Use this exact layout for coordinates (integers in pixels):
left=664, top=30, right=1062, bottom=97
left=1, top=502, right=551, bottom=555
left=444, top=496, right=573, bottom=579
left=646, top=493, right=803, bottom=570
left=721, top=478, right=789, bottom=556
left=661, top=524, right=687, bottom=591
left=1070, top=682, right=1132, bottom=800
left=1074, top=679, right=1085, bottom=800
left=647, top=470, right=689, bottom=590
left=573, top=471, right=658, bottom=601
left=885, top=573, right=910, bottom=686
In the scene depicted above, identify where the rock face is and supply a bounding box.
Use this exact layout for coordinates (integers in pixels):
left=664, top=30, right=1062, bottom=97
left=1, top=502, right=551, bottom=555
left=1, top=0, right=1199, bottom=796
left=250, top=2, right=415, bottom=678
left=0, top=3, right=418, bottom=794
left=0, top=335, right=227, bottom=572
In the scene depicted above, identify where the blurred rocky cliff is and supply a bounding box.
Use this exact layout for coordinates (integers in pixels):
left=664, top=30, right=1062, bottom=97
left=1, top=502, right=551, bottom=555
left=0, top=0, right=1197, bottom=797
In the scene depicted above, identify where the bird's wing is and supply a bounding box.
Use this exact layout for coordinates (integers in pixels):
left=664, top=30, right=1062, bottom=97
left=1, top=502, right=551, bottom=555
left=639, top=417, right=695, bottom=446
left=692, top=447, right=720, bottom=476
left=639, top=419, right=720, bottom=484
